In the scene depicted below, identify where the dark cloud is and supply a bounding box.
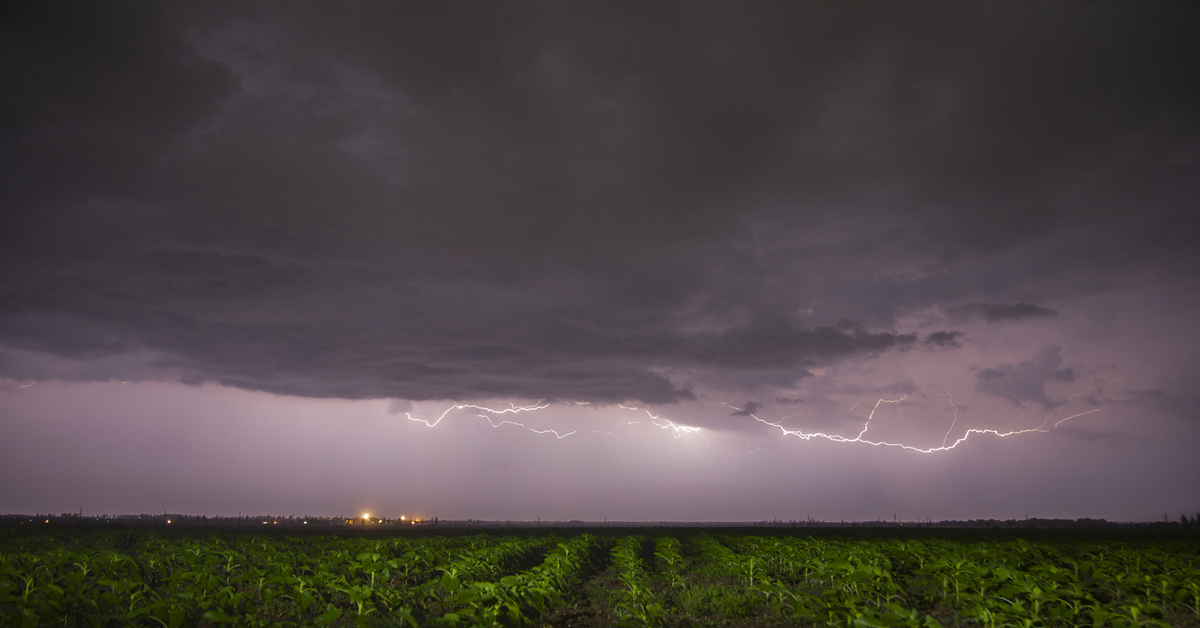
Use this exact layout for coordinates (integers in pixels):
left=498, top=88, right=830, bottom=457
left=975, top=345, right=1076, bottom=409
left=0, top=3, right=237, bottom=223
left=924, top=331, right=964, bottom=347
left=1, top=2, right=1198, bottom=405
left=775, top=397, right=805, bottom=405
left=948, top=303, right=1059, bottom=323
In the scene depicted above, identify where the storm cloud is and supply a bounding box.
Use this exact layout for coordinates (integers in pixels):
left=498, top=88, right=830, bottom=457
left=924, top=331, right=964, bottom=348
left=974, top=345, right=1077, bottom=409
left=1, top=1, right=1198, bottom=406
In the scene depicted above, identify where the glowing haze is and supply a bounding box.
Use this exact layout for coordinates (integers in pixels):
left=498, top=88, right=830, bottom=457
left=2, top=2, right=1199, bottom=522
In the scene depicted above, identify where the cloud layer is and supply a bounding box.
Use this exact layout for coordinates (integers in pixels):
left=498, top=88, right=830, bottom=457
left=2, top=2, right=1198, bottom=407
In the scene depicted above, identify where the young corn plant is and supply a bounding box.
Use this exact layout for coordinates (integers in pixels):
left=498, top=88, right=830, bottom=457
left=611, top=536, right=663, bottom=627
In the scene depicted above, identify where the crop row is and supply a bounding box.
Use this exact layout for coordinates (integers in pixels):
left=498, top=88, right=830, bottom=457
left=589, top=533, right=1199, bottom=627
left=726, top=535, right=940, bottom=626
left=0, top=531, right=569, bottom=627
left=718, top=535, right=1200, bottom=627
left=3, top=528, right=1198, bottom=627
left=609, top=536, right=662, bottom=626
left=424, top=533, right=595, bottom=627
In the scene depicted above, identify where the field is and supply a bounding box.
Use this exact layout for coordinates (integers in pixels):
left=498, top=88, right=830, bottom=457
left=2, top=526, right=1198, bottom=627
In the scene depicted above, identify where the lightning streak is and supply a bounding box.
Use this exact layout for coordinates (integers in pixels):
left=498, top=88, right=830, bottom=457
left=620, top=403, right=703, bottom=438
left=403, top=400, right=700, bottom=440
left=476, top=415, right=575, bottom=439
left=405, top=401, right=551, bottom=430
left=752, top=382, right=1113, bottom=454
left=752, top=409, right=1103, bottom=454
left=400, top=377, right=1116, bottom=451
left=1032, top=378, right=1119, bottom=430
left=938, top=392, right=959, bottom=447
left=855, top=396, right=906, bottom=439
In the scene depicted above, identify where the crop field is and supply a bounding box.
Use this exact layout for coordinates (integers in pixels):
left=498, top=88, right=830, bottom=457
left=1, top=526, right=1198, bottom=627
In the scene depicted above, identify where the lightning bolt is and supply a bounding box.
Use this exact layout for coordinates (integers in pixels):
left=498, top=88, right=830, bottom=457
left=1032, top=375, right=1122, bottom=430
left=405, top=401, right=549, bottom=429
left=403, top=400, right=701, bottom=440
left=751, top=409, right=1103, bottom=454
left=752, top=382, right=1113, bottom=454
left=476, top=415, right=575, bottom=439
left=399, top=375, right=1120, bottom=451
left=619, top=403, right=704, bottom=438
left=854, top=396, right=906, bottom=439
left=402, top=400, right=706, bottom=440
left=938, top=392, right=959, bottom=447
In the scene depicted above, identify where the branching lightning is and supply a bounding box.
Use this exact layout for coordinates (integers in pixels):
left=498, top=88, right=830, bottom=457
left=476, top=414, right=576, bottom=439
left=6, top=369, right=1125, bottom=455
left=397, top=376, right=1122, bottom=452
left=619, top=403, right=704, bottom=438
left=855, top=396, right=906, bottom=440
left=938, top=392, right=959, bottom=447
left=402, top=400, right=705, bottom=440
left=405, top=401, right=549, bottom=429
left=750, top=380, right=1116, bottom=453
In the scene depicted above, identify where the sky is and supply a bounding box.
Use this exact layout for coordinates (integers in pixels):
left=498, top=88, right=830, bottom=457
left=2, top=1, right=1199, bottom=522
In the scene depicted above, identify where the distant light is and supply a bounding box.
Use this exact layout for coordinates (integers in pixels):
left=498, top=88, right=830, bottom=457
left=363, top=513, right=370, bottom=520
left=45, top=520, right=49, bottom=523
left=167, top=519, right=171, bottom=524
left=400, top=515, right=405, bottom=521
left=303, top=521, right=307, bottom=524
